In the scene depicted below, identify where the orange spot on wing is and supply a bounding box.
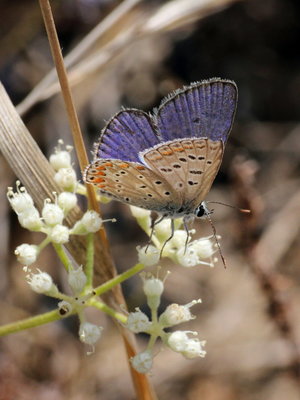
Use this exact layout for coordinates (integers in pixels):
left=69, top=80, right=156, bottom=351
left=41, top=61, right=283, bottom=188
left=136, top=165, right=146, bottom=170
left=119, top=163, right=129, bottom=168
left=160, top=150, right=173, bottom=155
left=96, top=171, right=105, bottom=176
left=173, top=147, right=184, bottom=152
left=94, top=177, right=105, bottom=183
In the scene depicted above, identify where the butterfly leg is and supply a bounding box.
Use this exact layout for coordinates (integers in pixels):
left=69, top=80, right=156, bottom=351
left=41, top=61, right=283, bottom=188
left=146, top=214, right=166, bottom=252
left=159, top=218, right=175, bottom=257
left=183, top=217, right=191, bottom=254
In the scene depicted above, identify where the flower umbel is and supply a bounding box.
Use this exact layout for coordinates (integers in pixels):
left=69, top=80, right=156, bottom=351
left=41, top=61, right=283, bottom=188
left=126, top=273, right=206, bottom=373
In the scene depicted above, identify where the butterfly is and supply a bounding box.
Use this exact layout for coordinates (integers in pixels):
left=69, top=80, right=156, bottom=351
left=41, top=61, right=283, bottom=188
left=84, top=78, right=238, bottom=255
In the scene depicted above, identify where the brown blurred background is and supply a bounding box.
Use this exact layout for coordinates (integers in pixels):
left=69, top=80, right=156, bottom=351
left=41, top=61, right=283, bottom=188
left=1, top=0, right=300, bottom=399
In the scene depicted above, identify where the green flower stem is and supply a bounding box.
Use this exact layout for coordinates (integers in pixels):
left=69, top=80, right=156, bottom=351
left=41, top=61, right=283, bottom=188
left=84, top=232, right=94, bottom=288
left=88, top=298, right=127, bottom=323
left=0, top=309, right=73, bottom=336
left=38, top=237, right=51, bottom=252
left=53, top=243, right=73, bottom=271
left=93, top=263, right=145, bottom=296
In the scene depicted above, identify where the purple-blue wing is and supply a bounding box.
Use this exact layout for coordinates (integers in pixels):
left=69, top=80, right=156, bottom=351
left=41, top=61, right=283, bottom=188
left=155, top=79, right=237, bottom=143
left=94, top=109, right=160, bottom=163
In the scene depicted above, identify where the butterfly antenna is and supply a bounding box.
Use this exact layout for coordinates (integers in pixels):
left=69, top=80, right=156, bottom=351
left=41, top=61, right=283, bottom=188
left=159, top=219, right=175, bottom=258
left=205, top=211, right=227, bottom=269
left=146, top=215, right=165, bottom=252
left=207, top=201, right=251, bottom=214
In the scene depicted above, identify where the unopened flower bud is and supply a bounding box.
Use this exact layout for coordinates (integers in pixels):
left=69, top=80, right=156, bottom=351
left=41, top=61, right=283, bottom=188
left=143, top=277, right=164, bottom=297
left=42, top=203, right=64, bottom=226
left=131, top=350, right=153, bottom=374
left=49, top=224, right=69, bottom=244
left=15, top=244, right=38, bottom=265
left=18, top=208, right=42, bottom=231
left=79, top=322, right=103, bottom=345
left=57, top=192, right=77, bottom=213
left=50, top=150, right=72, bottom=171
left=71, top=211, right=102, bottom=235
left=126, top=309, right=152, bottom=333
left=54, top=168, right=77, bottom=191
left=68, top=266, right=87, bottom=294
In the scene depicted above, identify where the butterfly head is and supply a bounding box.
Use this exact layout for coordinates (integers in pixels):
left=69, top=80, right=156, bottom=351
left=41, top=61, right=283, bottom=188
left=194, top=202, right=212, bottom=219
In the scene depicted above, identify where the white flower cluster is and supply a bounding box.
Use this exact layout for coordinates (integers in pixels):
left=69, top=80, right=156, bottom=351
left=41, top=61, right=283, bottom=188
left=8, top=146, right=105, bottom=267
left=7, top=141, right=111, bottom=355
left=131, top=206, right=218, bottom=268
left=126, top=274, right=206, bottom=374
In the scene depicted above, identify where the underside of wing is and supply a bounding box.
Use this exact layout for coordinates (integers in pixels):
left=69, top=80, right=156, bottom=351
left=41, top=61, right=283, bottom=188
left=140, top=138, right=224, bottom=211
left=84, top=158, right=182, bottom=212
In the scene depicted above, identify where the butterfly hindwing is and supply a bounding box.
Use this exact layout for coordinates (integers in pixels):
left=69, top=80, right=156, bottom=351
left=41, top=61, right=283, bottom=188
left=140, top=138, right=224, bottom=210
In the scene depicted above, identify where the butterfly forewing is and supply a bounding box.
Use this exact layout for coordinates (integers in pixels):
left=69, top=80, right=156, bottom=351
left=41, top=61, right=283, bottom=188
left=95, top=110, right=160, bottom=163
left=84, top=159, right=182, bottom=212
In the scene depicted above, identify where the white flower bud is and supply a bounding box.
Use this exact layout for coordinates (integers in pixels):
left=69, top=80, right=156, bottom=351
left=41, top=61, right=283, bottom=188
left=15, top=243, right=39, bottom=265
left=57, top=192, right=77, bottom=213
left=137, top=245, right=160, bottom=267
left=18, top=208, right=43, bottom=231
left=79, top=322, right=103, bottom=345
left=26, top=270, right=57, bottom=294
left=130, top=205, right=151, bottom=219
left=42, top=203, right=64, bottom=226
left=50, top=150, right=72, bottom=171
left=131, top=350, right=153, bottom=374
left=49, top=224, right=69, bottom=244
left=126, top=309, right=152, bottom=333
left=54, top=168, right=77, bottom=191
left=71, top=210, right=102, bottom=235
left=143, top=277, right=164, bottom=297
left=68, top=266, right=87, bottom=294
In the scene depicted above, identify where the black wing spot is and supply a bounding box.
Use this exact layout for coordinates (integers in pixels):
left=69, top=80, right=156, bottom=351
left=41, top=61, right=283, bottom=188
left=125, top=197, right=130, bottom=202
left=190, top=170, right=203, bottom=175
left=138, top=175, right=144, bottom=179
left=139, top=185, right=147, bottom=189
left=164, top=191, right=170, bottom=196
left=120, top=171, right=127, bottom=174
left=155, top=181, right=162, bottom=185
left=188, top=155, right=196, bottom=160
left=173, top=164, right=181, bottom=168
left=147, top=193, right=153, bottom=197
left=207, top=160, right=212, bottom=165
left=198, top=156, right=205, bottom=160
left=192, top=117, right=201, bottom=124
left=179, top=157, right=187, bottom=162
